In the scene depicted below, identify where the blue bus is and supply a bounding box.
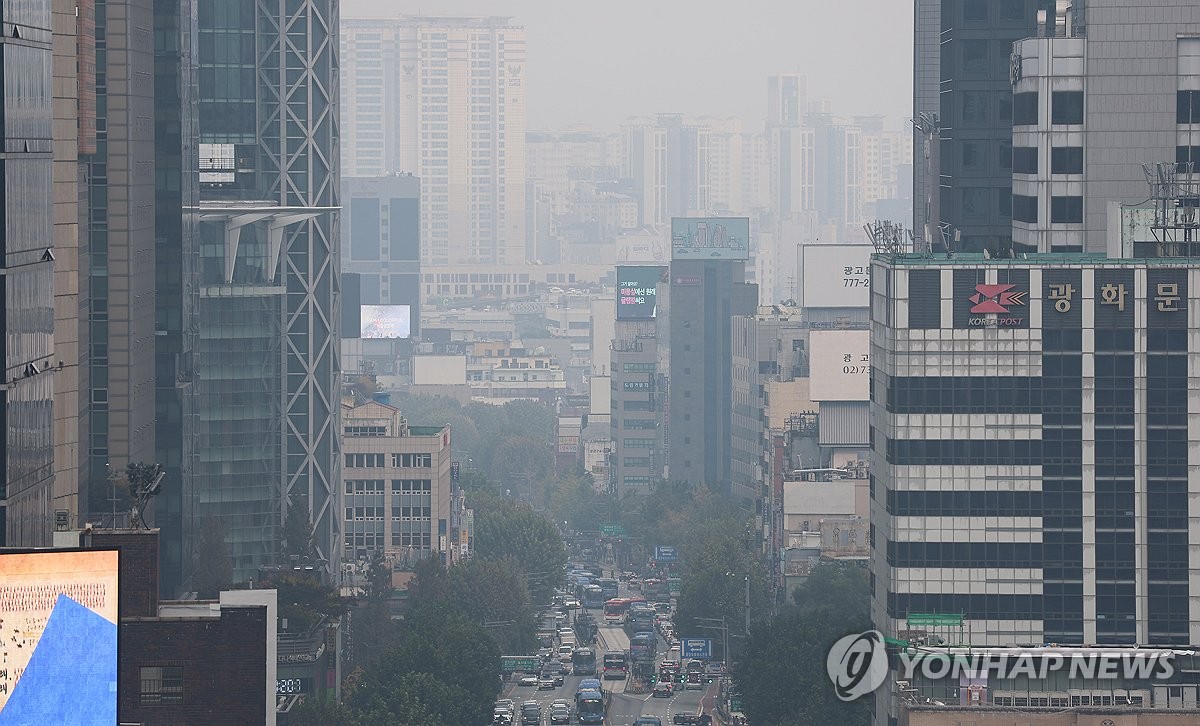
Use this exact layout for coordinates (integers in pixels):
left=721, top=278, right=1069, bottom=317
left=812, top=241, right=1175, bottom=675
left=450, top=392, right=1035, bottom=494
left=629, top=632, right=657, bottom=663
left=594, top=577, right=619, bottom=600
left=581, top=584, right=606, bottom=609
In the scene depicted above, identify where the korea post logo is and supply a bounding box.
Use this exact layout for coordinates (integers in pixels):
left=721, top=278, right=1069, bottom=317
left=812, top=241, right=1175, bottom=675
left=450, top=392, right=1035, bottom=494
left=826, top=630, right=888, bottom=701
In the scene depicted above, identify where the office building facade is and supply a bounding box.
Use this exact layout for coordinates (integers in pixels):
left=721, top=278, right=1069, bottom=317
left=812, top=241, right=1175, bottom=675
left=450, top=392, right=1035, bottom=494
left=342, top=175, right=421, bottom=334
left=340, top=401, right=452, bottom=566
left=872, top=253, right=1200, bottom=651
left=341, top=17, right=527, bottom=267
left=196, top=0, right=341, bottom=580
left=667, top=258, right=757, bottom=489
left=1011, top=1, right=1200, bottom=253
left=914, top=0, right=1054, bottom=252
left=1, top=1, right=58, bottom=545
left=83, top=0, right=159, bottom=529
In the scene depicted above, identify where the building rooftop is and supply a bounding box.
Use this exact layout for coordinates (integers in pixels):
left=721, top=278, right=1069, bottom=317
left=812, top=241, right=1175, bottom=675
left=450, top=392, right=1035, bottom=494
left=407, top=425, right=448, bottom=437
left=875, top=252, right=1200, bottom=267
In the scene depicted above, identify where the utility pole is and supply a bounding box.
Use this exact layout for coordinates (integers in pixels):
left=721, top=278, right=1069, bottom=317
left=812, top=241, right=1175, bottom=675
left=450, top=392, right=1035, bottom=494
left=744, top=575, right=750, bottom=636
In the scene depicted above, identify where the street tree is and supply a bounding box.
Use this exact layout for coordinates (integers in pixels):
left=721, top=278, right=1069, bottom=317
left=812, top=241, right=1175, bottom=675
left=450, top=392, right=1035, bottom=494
left=471, top=493, right=567, bottom=604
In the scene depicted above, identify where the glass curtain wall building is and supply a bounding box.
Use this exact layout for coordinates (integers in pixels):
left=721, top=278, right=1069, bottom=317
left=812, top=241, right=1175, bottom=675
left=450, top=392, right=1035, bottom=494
left=196, top=0, right=341, bottom=581
left=0, top=2, right=57, bottom=545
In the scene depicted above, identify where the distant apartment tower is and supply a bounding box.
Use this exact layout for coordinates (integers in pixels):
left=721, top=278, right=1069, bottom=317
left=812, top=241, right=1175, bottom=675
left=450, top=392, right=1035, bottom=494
left=341, top=17, right=527, bottom=267
left=340, top=401, right=452, bottom=566
left=1010, top=1, right=1200, bottom=253
left=624, top=115, right=712, bottom=226
left=82, top=0, right=159, bottom=529
left=2, top=2, right=57, bottom=545
left=342, top=175, right=421, bottom=335
left=666, top=227, right=757, bottom=489
left=768, top=74, right=806, bottom=128
left=914, top=0, right=1054, bottom=252
left=196, top=0, right=342, bottom=581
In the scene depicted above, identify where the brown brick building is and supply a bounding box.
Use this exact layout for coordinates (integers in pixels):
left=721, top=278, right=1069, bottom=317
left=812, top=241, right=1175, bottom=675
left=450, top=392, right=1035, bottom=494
left=84, top=529, right=277, bottom=726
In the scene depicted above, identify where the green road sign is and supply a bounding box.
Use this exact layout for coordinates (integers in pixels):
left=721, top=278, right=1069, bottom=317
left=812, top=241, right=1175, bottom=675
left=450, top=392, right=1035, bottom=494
left=906, top=613, right=964, bottom=627
left=501, top=656, right=541, bottom=673
left=667, top=577, right=681, bottom=596
left=600, top=523, right=625, bottom=536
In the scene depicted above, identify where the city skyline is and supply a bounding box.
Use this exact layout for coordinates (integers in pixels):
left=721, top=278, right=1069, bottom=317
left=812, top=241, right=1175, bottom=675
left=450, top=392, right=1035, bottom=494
left=342, top=0, right=914, bottom=130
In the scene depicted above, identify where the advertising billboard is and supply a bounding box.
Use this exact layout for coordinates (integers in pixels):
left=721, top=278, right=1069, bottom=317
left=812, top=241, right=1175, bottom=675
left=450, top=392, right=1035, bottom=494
left=671, top=217, right=750, bottom=260
left=360, top=304, right=411, bottom=339
left=616, top=266, right=666, bottom=320
left=801, top=244, right=873, bottom=309
left=808, top=330, right=870, bottom=402
left=0, top=549, right=118, bottom=724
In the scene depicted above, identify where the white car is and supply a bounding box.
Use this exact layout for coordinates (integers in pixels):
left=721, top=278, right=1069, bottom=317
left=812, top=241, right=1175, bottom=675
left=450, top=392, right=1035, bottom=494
left=549, top=703, right=572, bottom=724
left=517, top=675, right=539, bottom=687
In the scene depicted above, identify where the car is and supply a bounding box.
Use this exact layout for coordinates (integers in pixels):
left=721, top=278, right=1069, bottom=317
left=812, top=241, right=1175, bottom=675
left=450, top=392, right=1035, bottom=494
left=520, top=701, right=542, bottom=725
left=555, top=611, right=567, bottom=621
left=653, top=682, right=674, bottom=697
left=549, top=703, right=572, bottom=724
left=517, top=675, right=538, bottom=687
left=563, top=598, right=580, bottom=609
left=672, top=716, right=713, bottom=726
left=552, top=673, right=565, bottom=686
left=557, top=662, right=570, bottom=675
left=537, top=677, right=556, bottom=690
left=635, top=718, right=664, bottom=726
left=495, top=699, right=515, bottom=711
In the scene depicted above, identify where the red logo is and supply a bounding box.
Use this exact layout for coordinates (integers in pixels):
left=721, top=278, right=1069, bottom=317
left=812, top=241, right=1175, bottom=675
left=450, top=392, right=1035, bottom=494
left=969, top=284, right=1027, bottom=313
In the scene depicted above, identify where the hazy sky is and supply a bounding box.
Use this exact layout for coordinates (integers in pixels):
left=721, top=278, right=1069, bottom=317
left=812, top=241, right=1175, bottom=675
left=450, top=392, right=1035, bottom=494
left=342, top=0, right=914, bottom=131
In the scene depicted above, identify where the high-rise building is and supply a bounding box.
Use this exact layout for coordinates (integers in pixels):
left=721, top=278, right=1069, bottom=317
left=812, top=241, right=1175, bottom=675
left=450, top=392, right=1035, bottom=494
left=342, top=175, right=421, bottom=333
left=1010, top=1, right=1200, bottom=253
left=808, top=112, right=865, bottom=241
left=914, top=0, right=1055, bottom=253
left=196, top=0, right=342, bottom=581
left=341, top=17, right=527, bottom=267
left=153, top=0, right=200, bottom=595
left=611, top=266, right=668, bottom=497
left=2, top=1, right=58, bottom=546
left=870, top=248, right=1200, bottom=721
left=83, top=0, right=159, bottom=526
left=624, top=115, right=712, bottom=226
left=768, top=74, right=806, bottom=128
left=50, top=0, right=91, bottom=543
left=666, top=225, right=757, bottom=490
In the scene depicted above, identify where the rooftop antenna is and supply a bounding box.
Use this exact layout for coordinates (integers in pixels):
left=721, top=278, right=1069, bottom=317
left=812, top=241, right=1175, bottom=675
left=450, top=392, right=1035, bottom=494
left=912, top=113, right=942, bottom=255
left=938, top=223, right=960, bottom=258
left=1143, top=161, right=1200, bottom=256
left=864, top=220, right=913, bottom=257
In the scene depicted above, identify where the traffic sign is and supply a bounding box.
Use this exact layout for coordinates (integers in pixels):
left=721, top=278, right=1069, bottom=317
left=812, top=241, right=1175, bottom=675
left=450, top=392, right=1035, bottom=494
left=500, top=655, right=541, bottom=673
left=667, top=577, right=681, bottom=596
left=601, top=523, right=625, bottom=536
left=681, top=638, right=712, bottom=659
left=654, top=545, right=678, bottom=562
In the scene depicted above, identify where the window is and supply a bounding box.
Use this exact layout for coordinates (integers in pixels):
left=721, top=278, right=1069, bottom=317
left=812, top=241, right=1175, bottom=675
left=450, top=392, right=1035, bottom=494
left=999, top=141, right=1012, bottom=170
left=345, top=453, right=385, bottom=468
left=1176, top=145, right=1200, bottom=172
left=960, top=92, right=987, bottom=123
left=1012, top=194, right=1038, bottom=223
left=140, top=666, right=184, bottom=705
left=1051, top=196, right=1083, bottom=223
left=998, top=188, right=1012, bottom=218
left=1051, top=91, right=1084, bottom=124
left=391, top=452, right=433, bottom=468
left=1178, top=90, right=1200, bottom=124
left=962, top=0, right=988, bottom=21
left=1051, top=146, right=1084, bottom=174
left=961, top=141, right=984, bottom=169
left=1012, top=147, right=1038, bottom=174
left=961, top=40, right=988, bottom=74
left=962, top=188, right=988, bottom=219
left=1013, top=92, right=1038, bottom=126
left=999, top=0, right=1027, bottom=21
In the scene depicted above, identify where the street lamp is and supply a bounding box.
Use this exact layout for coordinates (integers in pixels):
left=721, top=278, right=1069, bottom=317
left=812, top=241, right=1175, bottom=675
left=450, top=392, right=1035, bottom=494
left=724, top=571, right=751, bottom=636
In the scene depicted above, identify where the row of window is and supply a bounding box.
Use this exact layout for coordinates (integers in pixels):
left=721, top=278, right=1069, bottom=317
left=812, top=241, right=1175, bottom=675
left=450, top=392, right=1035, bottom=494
left=345, top=453, right=434, bottom=468
left=1011, top=194, right=1083, bottom=224
left=1012, top=91, right=1084, bottom=126
left=345, top=506, right=432, bottom=520
left=344, top=532, right=432, bottom=549
left=1011, top=146, right=1083, bottom=175
left=344, top=479, right=434, bottom=495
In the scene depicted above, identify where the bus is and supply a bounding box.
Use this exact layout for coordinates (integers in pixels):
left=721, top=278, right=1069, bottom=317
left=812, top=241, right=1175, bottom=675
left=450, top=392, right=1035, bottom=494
left=630, top=632, right=658, bottom=663
left=642, top=577, right=667, bottom=601
left=581, top=584, right=606, bottom=609
left=602, top=597, right=645, bottom=624
left=602, top=652, right=628, bottom=680
left=594, top=577, right=619, bottom=600
left=576, top=689, right=606, bottom=724
left=572, top=647, right=597, bottom=676
left=625, top=604, right=657, bottom=635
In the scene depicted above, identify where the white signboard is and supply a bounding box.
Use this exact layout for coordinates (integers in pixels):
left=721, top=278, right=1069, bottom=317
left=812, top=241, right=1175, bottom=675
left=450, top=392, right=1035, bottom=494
left=412, top=355, right=467, bottom=385
left=801, top=244, right=873, bottom=309
left=808, top=330, right=870, bottom=402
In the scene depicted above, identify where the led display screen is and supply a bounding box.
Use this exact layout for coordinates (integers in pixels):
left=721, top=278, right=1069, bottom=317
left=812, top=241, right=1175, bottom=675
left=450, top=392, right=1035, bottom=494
left=360, top=304, right=411, bottom=339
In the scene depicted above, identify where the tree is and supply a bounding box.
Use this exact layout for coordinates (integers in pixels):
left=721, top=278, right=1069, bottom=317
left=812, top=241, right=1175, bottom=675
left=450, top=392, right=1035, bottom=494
left=192, top=517, right=233, bottom=598
left=733, top=561, right=873, bottom=726
left=266, top=570, right=344, bottom=634
left=471, top=494, right=567, bottom=604
left=282, top=494, right=318, bottom=563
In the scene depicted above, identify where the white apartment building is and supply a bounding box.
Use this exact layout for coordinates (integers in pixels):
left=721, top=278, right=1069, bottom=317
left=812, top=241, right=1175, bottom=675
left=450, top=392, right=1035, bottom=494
left=341, top=17, right=527, bottom=267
